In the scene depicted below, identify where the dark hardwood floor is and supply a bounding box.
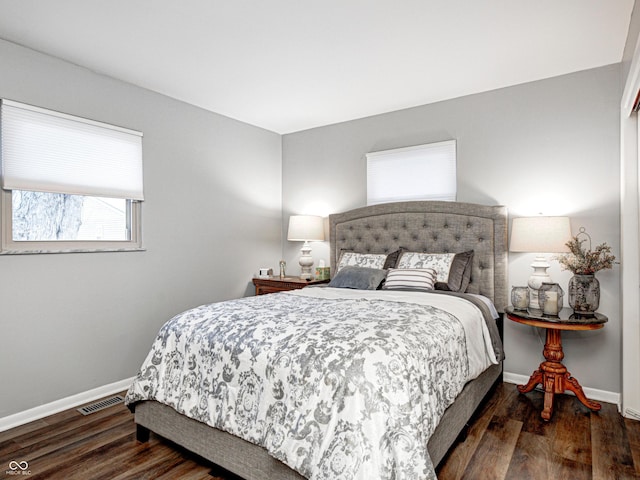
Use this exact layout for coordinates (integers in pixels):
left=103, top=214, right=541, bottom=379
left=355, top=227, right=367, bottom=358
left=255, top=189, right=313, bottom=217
left=438, top=383, right=640, bottom=479
left=2, top=383, right=639, bottom=479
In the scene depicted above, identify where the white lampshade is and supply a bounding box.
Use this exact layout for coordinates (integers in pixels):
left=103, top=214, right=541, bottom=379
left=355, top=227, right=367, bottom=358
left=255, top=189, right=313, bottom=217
left=287, top=215, right=325, bottom=242
left=510, top=216, right=572, bottom=253
left=510, top=216, right=572, bottom=311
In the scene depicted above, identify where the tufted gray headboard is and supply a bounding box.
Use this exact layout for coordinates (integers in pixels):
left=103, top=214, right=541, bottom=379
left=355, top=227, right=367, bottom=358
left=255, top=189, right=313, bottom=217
left=329, top=201, right=508, bottom=311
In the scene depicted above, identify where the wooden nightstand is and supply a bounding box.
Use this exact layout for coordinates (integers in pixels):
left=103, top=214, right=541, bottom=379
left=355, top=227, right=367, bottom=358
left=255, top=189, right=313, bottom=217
left=506, top=306, right=607, bottom=421
left=252, top=276, right=329, bottom=295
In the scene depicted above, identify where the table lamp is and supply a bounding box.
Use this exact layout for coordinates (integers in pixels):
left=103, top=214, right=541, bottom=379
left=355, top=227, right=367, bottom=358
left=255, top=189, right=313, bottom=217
left=510, top=216, right=571, bottom=310
left=287, top=215, right=325, bottom=280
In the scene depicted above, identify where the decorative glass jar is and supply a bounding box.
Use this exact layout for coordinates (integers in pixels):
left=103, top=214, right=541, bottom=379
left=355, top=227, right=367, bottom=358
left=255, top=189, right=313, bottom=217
left=539, top=282, right=564, bottom=316
left=568, top=274, right=600, bottom=314
left=511, top=286, right=529, bottom=310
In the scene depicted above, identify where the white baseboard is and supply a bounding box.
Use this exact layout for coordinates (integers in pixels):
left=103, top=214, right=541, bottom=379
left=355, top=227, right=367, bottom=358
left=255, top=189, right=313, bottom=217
left=625, top=407, right=640, bottom=421
left=0, top=377, right=135, bottom=432
left=503, top=371, right=621, bottom=410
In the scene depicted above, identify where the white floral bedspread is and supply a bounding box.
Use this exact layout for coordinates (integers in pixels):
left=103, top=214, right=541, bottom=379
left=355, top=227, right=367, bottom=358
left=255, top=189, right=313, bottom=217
left=125, top=287, right=498, bottom=480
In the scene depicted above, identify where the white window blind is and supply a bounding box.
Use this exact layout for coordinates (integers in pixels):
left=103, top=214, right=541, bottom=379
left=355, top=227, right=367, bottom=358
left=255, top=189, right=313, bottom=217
left=1, top=99, right=144, bottom=200
left=366, top=140, right=456, bottom=205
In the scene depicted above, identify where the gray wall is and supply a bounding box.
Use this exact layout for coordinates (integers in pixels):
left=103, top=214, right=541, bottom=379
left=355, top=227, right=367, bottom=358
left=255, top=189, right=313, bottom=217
left=282, top=64, right=622, bottom=394
left=0, top=39, right=282, bottom=418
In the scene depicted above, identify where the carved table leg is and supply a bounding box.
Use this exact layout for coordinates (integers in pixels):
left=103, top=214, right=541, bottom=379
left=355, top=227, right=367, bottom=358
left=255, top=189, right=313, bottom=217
left=518, top=327, right=601, bottom=421
left=564, top=373, right=602, bottom=411
left=543, top=329, right=564, bottom=364
left=539, top=328, right=564, bottom=421
left=541, top=374, right=557, bottom=420
left=517, top=369, right=543, bottom=394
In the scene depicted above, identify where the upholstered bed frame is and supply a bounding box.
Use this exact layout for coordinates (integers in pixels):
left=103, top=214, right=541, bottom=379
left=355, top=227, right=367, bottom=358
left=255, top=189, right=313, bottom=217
left=133, top=200, right=508, bottom=480
left=329, top=200, right=508, bottom=309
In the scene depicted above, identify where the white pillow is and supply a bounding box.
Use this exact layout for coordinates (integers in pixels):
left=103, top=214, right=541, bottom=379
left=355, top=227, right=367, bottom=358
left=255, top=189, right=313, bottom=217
left=382, top=268, right=437, bottom=292
left=396, top=252, right=456, bottom=282
left=337, top=251, right=388, bottom=272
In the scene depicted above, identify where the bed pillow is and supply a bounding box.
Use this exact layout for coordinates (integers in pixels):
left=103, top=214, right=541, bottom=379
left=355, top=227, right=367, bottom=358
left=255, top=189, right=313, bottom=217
left=382, top=248, right=403, bottom=269
left=396, top=250, right=474, bottom=292
left=327, top=266, right=388, bottom=290
left=434, top=250, right=474, bottom=292
left=336, top=250, right=389, bottom=272
left=382, top=268, right=437, bottom=292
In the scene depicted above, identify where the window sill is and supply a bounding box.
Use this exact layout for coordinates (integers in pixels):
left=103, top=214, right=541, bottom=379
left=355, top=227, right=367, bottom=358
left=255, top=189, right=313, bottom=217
left=0, top=246, right=146, bottom=255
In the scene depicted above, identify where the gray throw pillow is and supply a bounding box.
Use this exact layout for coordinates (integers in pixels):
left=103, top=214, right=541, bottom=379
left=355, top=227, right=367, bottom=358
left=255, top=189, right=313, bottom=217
left=327, top=266, right=388, bottom=290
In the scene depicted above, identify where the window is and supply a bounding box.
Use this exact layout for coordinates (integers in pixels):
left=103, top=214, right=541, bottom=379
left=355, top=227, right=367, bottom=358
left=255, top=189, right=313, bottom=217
left=366, top=140, right=456, bottom=205
left=1, top=99, right=143, bottom=254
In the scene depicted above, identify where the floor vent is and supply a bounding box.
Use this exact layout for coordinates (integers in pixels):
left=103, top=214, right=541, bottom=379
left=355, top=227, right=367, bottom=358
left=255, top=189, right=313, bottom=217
left=77, top=395, right=124, bottom=415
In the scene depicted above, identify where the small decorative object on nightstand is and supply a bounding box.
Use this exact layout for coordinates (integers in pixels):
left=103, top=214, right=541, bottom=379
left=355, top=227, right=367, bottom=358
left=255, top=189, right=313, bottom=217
left=539, top=282, right=564, bottom=316
left=279, top=260, right=286, bottom=278
left=556, top=227, right=616, bottom=314
left=314, top=259, right=330, bottom=280
left=252, top=276, right=329, bottom=295
left=506, top=306, right=607, bottom=421
left=511, top=286, right=529, bottom=310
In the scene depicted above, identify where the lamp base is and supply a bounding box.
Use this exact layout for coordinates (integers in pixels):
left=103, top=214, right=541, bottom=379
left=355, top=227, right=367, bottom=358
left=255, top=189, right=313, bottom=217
left=299, top=241, right=314, bottom=280
left=528, top=255, right=552, bottom=310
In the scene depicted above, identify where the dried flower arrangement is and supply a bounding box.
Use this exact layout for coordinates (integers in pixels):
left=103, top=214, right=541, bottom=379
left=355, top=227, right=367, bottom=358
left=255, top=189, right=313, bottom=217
left=556, top=234, right=616, bottom=275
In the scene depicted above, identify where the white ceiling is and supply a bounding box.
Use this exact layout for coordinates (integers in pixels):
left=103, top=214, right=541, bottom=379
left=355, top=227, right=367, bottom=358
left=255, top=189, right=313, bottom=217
left=0, top=1, right=634, bottom=134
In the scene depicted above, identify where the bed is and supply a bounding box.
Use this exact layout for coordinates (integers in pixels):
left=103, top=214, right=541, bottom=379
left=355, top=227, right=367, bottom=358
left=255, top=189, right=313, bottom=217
left=126, top=200, right=508, bottom=480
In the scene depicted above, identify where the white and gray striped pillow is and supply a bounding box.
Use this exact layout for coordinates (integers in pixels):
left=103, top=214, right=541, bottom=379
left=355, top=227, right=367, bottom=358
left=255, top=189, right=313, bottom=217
left=382, top=268, right=437, bottom=292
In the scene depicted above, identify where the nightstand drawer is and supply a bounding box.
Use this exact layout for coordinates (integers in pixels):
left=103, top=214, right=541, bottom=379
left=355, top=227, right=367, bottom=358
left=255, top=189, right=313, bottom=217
left=252, top=276, right=329, bottom=295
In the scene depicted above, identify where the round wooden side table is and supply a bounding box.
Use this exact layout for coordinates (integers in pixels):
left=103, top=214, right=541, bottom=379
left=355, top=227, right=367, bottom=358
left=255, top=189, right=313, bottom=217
left=505, top=306, right=608, bottom=421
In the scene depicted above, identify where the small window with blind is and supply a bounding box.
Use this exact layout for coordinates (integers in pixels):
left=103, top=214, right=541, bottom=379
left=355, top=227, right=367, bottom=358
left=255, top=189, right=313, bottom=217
left=0, top=99, right=144, bottom=254
left=366, top=140, right=456, bottom=205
